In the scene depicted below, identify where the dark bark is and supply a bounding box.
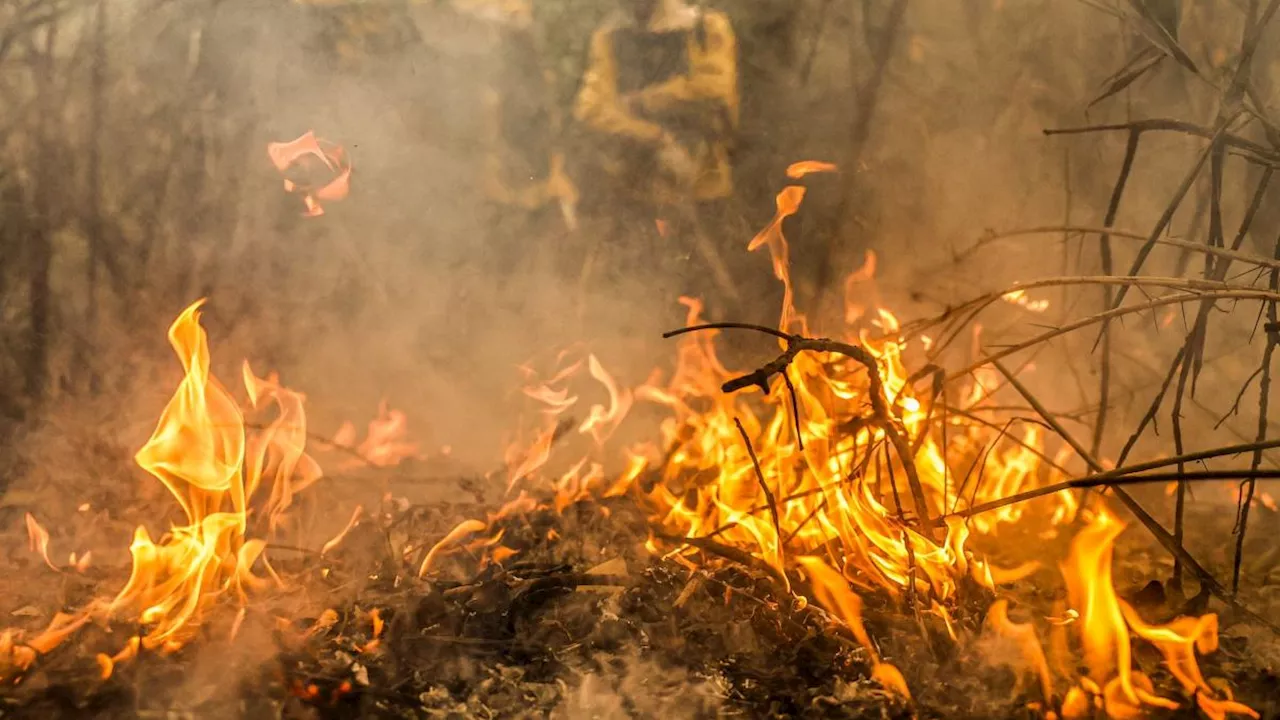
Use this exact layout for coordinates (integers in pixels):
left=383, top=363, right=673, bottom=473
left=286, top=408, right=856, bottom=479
left=76, top=0, right=108, bottom=395
left=24, top=25, right=59, bottom=406
left=812, top=0, right=909, bottom=299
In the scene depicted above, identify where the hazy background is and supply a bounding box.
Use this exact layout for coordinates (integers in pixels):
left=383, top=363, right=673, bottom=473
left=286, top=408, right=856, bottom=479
left=1, top=0, right=1278, bottom=510
left=4, top=3, right=1280, bottom=713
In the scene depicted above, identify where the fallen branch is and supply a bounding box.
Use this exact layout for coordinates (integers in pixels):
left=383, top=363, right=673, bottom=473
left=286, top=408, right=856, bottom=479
left=665, top=322, right=939, bottom=542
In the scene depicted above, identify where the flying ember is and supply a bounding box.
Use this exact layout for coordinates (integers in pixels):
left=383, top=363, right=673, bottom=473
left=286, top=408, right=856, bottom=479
left=267, top=131, right=352, bottom=217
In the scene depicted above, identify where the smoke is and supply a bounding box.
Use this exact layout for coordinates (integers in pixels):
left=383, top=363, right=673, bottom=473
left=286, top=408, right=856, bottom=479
left=553, top=651, right=726, bottom=719
left=6, top=0, right=1262, bottom=467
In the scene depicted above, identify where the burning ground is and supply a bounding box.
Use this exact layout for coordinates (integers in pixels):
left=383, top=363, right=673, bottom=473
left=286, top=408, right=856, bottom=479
left=0, top=167, right=1277, bottom=720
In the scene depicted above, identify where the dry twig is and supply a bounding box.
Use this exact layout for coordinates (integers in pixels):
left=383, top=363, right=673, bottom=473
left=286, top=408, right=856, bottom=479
left=666, top=322, right=939, bottom=542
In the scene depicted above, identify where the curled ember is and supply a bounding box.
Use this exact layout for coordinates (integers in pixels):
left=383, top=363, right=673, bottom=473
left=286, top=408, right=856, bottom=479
left=267, top=130, right=352, bottom=217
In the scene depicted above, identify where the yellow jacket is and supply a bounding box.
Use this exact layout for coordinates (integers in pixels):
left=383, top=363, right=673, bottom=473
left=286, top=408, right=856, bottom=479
left=574, top=2, right=739, bottom=202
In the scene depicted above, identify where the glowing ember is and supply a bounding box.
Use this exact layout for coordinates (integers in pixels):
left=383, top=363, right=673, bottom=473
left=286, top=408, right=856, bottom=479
left=1001, top=289, right=1050, bottom=313
left=785, top=160, right=839, bottom=178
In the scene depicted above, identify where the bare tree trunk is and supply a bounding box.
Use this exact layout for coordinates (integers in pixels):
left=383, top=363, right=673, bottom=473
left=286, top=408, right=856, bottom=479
left=812, top=0, right=908, bottom=299
left=0, top=175, right=25, bottom=421
left=24, top=25, right=59, bottom=406
left=76, top=0, right=108, bottom=395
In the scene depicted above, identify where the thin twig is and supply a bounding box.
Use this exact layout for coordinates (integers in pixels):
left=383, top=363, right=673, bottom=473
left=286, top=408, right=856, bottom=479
left=656, top=533, right=787, bottom=588
left=943, top=289, right=1280, bottom=385
left=1091, top=128, right=1140, bottom=460
left=1233, top=231, right=1280, bottom=593
left=735, top=417, right=784, bottom=570
left=1116, top=346, right=1187, bottom=465
left=957, top=226, right=1280, bottom=274
left=944, top=469, right=1280, bottom=520
left=1109, top=117, right=1234, bottom=310
left=667, top=323, right=939, bottom=542
left=1171, top=337, right=1194, bottom=588
left=1044, top=117, right=1275, bottom=166
left=782, top=370, right=805, bottom=451
left=989, top=359, right=1237, bottom=611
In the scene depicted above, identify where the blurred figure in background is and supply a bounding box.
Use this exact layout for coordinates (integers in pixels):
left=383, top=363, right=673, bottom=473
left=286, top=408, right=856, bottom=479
left=572, top=0, right=742, bottom=317
left=461, top=0, right=579, bottom=275
left=306, top=0, right=423, bottom=73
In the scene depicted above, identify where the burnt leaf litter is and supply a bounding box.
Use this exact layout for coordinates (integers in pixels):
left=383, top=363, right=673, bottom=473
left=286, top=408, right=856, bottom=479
left=0, top=481, right=1277, bottom=720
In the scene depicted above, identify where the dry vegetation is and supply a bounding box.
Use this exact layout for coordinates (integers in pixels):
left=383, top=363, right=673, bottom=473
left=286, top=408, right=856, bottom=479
left=2, top=0, right=1280, bottom=718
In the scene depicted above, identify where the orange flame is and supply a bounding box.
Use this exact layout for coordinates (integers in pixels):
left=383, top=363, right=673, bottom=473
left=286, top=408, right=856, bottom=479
left=748, top=185, right=807, bottom=332
left=1061, top=511, right=1257, bottom=719
left=2, top=300, right=325, bottom=678
left=418, top=519, right=489, bottom=577
left=785, top=160, right=838, bottom=178
left=108, top=300, right=305, bottom=649
left=321, top=505, right=365, bottom=556
left=24, top=513, right=57, bottom=572
left=798, top=556, right=910, bottom=698
left=331, top=401, right=422, bottom=469
left=984, top=599, right=1053, bottom=702
left=577, top=354, right=634, bottom=445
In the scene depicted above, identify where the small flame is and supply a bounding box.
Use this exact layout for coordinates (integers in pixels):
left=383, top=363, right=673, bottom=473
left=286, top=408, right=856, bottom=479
left=24, top=513, right=57, bottom=572
left=748, top=185, right=806, bottom=332
left=984, top=599, right=1053, bottom=702
left=320, top=505, right=365, bottom=556
left=1061, top=511, right=1257, bottom=719
left=577, top=354, right=634, bottom=445
left=358, top=608, right=384, bottom=654
left=798, top=556, right=911, bottom=698
left=331, top=401, right=422, bottom=469
left=785, top=160, right=838, bottom=178
left=418, top=519, right=488, bottom=577
left=68, top=551, right=92, bottom=573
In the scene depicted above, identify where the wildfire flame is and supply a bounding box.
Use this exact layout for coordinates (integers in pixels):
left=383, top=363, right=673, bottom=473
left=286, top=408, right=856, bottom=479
left=460, top=161, right=1079, bottom=698
left=0, top=154, right=1262, bottom=716
left=2, top=299, right=324, bottom=679
left=331, top=401, right=422, bottom=469
left=24, top=513, right=57, bottom=572
left=1060, top=511, right=1257, bottom=720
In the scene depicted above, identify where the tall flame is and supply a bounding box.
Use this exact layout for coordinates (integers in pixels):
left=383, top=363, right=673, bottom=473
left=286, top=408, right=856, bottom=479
left=109, top=300, right=277, bottom=649
left=2, top=300, right=324, bottom=677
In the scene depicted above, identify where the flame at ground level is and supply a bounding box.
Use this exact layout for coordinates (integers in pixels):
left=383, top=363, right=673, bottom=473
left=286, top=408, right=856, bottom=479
left=0, top=162, right=1261, bottom=718
left=2, top=300, right=323, bottom=678
left=1059, top=512, right=1257, bottom=720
